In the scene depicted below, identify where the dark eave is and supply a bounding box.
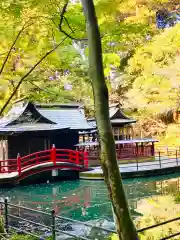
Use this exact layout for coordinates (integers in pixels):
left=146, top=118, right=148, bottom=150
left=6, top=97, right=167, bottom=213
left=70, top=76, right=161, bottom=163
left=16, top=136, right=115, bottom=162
left=0, top=124, right=69, bottom=135
left=109, top=106, right=135, bottom=121
left=87, top=105, right=136, bottom=125
left=35, top=103, right=83, bottom=109
left=79, top=129, right=97, bottom=135
left=111, top=119, right=136, bottom=124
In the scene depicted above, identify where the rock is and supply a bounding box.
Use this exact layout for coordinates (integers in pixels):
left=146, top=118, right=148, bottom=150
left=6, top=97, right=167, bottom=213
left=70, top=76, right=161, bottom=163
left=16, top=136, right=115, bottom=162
left=59, top=223, right=73, bottom=231
left=101, top=220, right=115, bottom=229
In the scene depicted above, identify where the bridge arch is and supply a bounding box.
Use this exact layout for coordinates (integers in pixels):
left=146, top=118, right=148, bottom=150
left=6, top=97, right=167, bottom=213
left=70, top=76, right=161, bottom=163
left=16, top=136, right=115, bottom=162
left=0, top=145, right=89, bottom=184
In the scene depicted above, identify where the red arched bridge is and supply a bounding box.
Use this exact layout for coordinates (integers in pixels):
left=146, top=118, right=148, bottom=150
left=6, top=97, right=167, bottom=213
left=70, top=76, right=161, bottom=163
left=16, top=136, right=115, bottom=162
left=0, top=145, right=89, bottom=181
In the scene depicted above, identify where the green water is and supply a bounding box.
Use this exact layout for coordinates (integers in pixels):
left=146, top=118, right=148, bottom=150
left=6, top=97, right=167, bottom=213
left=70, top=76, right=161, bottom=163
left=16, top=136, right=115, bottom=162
left=0, top=173, right=180, bottom=224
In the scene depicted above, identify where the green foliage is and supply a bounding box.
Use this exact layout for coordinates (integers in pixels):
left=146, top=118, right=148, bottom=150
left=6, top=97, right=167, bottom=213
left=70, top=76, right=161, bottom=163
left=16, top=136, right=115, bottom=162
left=0, top=217, right=5, bottom=240
left=174, top=193, right=180, bottom=204
left=125, top=24, right=180, bottom=117
left=0, top=0, right=179, bottom=126
left=0, top=0, right=94, bottom=113
left=158, top=124, right=180, bottom=146
left=10, top=235, right=38, bottom=240
left=124, top=25, right=180, bottom=140
left=10, top=234, right=77, bottom=240
left=0, top=0, right=163, bottom=111
left=135, top=195, right=180, bottom=239
left=128, top=24, right=180, bottom=76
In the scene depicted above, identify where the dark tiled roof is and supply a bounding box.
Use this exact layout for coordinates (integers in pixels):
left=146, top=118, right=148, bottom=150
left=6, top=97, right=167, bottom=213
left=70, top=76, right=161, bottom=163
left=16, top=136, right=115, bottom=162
left=87, top=104, right=136, bottom=128
left=0, top=101, right=93, bottom=132
left=38, top=108, right=93, bottom=130
left=109, top=104, right=136, bottom=121
left=36, top=102, right=93, bottom=130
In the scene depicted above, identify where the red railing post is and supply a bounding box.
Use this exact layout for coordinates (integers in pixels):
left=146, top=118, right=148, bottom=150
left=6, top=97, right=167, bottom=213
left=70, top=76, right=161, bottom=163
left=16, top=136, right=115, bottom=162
left=0, top=161, right=2, bottom=173
left=17, top=153, right=21, bottom=176
left=76, top=151, right=79, bottom=165
left=0, top=160, right=3, bottom=173
left=69, top=152, right=72, bottom=162
left=84, top=151, right=88, bottom=168
left=51, top=144, right=56, bottom=166
left=36, top=153, right=39, bottom=165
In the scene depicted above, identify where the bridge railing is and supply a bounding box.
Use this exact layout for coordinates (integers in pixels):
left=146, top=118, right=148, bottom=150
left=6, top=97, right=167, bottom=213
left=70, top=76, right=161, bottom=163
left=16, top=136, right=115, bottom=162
left=0, top=145, right=89, bottom=175
left=20, top=149, right=52, bottom=173
left=0, top=199, right=180, bottom=240
left=0, top=159, right=17, bottom=173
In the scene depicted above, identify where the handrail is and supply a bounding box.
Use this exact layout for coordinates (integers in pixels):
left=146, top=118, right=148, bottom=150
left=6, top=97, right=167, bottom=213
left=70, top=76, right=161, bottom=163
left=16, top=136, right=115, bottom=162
left=86, top=147, right=180, bottom=171
left=20, top=149, right=51, bottom=160
left=138, top=216, right=180, bottom=240
left=0, top=145, right=89, bottom=176
left=138, top=216, right=180, bottom=232
left=0, top=200, right=180, bottom=240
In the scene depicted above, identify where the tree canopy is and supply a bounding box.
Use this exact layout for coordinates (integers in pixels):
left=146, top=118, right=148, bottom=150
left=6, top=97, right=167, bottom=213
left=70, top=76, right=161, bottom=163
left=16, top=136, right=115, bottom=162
left=0, top=0, right=179, bottom=139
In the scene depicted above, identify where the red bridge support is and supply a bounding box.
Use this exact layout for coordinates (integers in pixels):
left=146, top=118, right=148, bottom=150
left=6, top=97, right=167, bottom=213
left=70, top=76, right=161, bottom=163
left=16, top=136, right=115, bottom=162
left=51, top=144, right=56, bottom=166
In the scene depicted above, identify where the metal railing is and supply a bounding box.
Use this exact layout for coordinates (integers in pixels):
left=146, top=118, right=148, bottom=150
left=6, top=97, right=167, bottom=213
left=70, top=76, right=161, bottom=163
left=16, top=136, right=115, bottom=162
left=0, top=199, right=180, bottom=240
left=0, top=199, right=115, bottom=240
left=138, top=216, right=180, bottom=240
left=118, top=149, right=180, bottom=172
left=86, top=148, right=180, bottom=171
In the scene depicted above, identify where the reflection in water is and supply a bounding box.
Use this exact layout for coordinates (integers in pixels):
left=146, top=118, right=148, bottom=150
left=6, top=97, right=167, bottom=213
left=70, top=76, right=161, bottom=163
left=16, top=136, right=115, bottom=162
left=0, top=173, right=180, bottom=225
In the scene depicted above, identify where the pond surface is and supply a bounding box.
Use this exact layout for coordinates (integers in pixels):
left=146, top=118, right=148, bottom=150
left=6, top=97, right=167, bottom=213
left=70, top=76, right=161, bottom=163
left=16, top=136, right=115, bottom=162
left=0, top=172, right=180, bottom=225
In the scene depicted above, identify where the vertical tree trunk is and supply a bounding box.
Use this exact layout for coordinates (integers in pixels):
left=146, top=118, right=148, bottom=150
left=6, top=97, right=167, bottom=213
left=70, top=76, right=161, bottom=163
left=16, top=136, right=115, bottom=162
left=80, top=1, right=139, bottom=239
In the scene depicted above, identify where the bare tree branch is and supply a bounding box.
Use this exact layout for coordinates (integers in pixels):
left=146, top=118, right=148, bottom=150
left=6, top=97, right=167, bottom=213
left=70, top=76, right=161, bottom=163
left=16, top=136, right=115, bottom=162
left=28, top=80, right=57, bottom=95
left=0, top=21, right=33, bottom=76
left=58, top=2, right=75, bottom=40
left=63, top=16, right=75, bottom=33
left=59, top=2, right=69, bottom=29
left=0, top=15, right=56, bottom=76
left=0, top=36, right=68, bottom=116
left=58, top=2, right=87, bottom=41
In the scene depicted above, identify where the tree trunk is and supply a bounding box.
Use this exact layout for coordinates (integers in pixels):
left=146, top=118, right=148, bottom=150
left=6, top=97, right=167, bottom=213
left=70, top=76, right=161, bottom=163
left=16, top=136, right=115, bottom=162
left=80, top=1, right=139, bottom=239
